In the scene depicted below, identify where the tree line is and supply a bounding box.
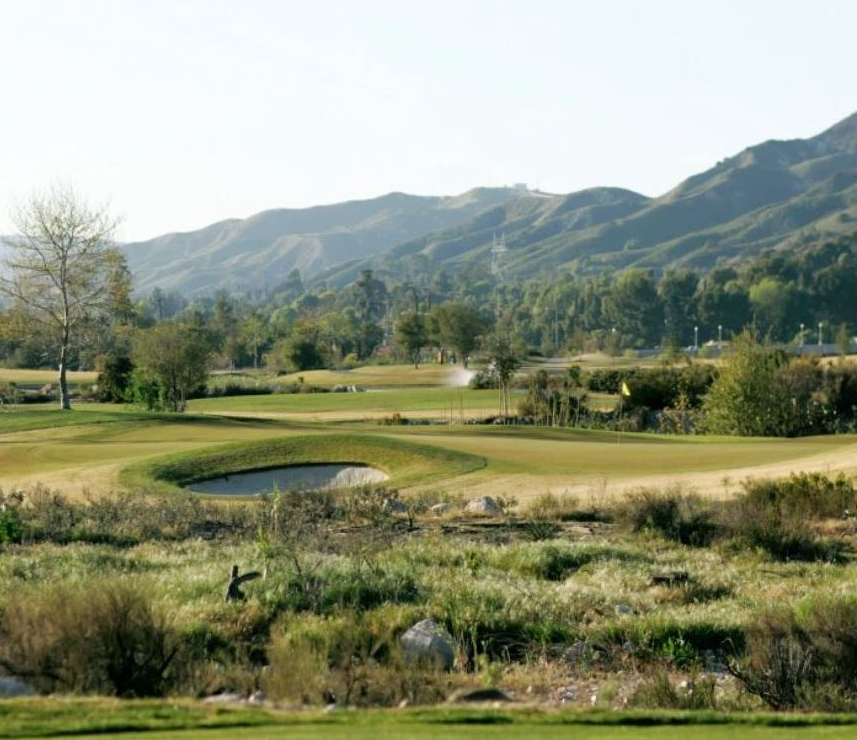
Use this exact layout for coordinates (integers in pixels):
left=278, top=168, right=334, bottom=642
left=3, top=186, right=857, bottom=416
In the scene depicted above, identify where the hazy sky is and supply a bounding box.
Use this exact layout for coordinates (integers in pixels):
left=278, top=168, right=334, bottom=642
left=1, top=0, right=855, bottom=241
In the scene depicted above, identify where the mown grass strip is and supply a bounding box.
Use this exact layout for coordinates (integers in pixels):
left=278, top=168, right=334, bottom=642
left=5, top=700, right=857, bottom=739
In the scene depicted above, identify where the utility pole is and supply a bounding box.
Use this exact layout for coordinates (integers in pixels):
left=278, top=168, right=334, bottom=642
left=819, top=321, right=823, bottom=346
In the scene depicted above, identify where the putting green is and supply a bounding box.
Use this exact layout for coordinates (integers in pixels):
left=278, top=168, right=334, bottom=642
left=3, top=407, right=857, bottom=502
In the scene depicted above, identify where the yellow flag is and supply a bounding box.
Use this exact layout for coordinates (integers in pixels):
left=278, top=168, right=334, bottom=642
left=620, top=381, right=631, bottom=397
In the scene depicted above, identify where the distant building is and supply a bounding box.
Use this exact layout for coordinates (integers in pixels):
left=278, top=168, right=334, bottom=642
left=513, top=183, right=529, bottom=192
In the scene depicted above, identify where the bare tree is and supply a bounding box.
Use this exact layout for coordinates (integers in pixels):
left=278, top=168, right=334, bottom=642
left=0, top=184, right=121, bottom=410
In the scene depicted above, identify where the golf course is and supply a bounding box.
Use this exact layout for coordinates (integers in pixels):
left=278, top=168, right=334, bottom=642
left=6, top=360, right=857, bottom=740
left=2, top=362, right=857, bottom=500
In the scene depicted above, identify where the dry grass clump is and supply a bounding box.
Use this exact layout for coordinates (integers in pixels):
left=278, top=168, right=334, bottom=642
left=0, top=579, right=179, bottom=697
left=265, top=612, right=449, bottom=706
left=730, top=596, right=857, bottom=711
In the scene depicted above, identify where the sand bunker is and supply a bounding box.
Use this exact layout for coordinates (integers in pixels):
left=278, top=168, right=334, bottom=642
left=186, top=464, right=389, bottom=496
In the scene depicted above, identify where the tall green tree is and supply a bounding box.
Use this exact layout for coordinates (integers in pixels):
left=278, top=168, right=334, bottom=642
left=351, top=269, right=387, bottom=359
left=394, top=311, right=427, bottom=368
left=659, top=270, right=699, bottom=345
left=131, top=322, right=209, bottom=412
left=702, top=331, right=792, bottom=436
left=428, top=302, right=487, bottom=367
left=601, top=269, right=663, bottom=348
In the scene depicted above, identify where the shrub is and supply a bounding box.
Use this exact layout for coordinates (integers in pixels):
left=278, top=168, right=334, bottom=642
left=725, top=473, right=854, bottom=561
left=5, top=485, right=253, bottom=545
left=730, top=597, right=857, bottom=710
left=95, top=354, right=134, bottom=403
left=0, top=580, right=180, bottom=696
left=524, top=492, right=610, bottom=522
left=618, top=488, right=718, bottom=546
left=0, top=494, right=23, bottom=544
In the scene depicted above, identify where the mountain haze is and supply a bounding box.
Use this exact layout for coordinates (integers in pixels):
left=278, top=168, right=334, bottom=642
left=124, top=111, right=857, bottom=294
left=123, top=188, right=524, bottom=296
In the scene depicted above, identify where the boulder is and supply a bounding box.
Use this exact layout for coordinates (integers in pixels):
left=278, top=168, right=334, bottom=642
left=400, top=619, right=455, bottom=671
left=430, top=502, right=452, bottom=516
left=0, top=677, right=34, bottom=697
left=203, top=692, right=243, bottom=704
left=332, top=384, right=348, bottom=393
left=464, top=496, right=501, bottom=516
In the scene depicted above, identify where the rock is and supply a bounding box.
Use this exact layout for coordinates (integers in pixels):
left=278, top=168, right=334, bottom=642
left=401, top=619, right=455, bottom=671
left=430, top=502, right=452, bottom=516
left=0, top=677, right=34, bottom=697
left=203, top=692, right=243, bottom=704
left=448, top=687, right=512, bottom=703
left=464, top=496, right=501, bottom=516
left=563, top=640, right=590, bottom=663
left=649, top=571, right=689, bottom=587
left=568, top=525, right=594, bottom=536
left=332, top=384, right=348, bottom=393
left=615, top=604, right=633, bottom=615
left=248, top=690, right=266, bottom=704
left=383, top=497, right=409, bottom=515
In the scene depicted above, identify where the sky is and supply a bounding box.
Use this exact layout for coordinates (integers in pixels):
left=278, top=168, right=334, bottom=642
left=0, top=0, right=855, bottom=242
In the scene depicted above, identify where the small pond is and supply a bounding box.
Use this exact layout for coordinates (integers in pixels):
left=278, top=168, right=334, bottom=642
left=186, top=464, right=389, bottom=496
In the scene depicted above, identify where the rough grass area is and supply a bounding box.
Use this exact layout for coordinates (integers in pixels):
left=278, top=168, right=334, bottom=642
left=4, top=701, right=857, bottom=739
left=121, top=433, right=487, bottom=493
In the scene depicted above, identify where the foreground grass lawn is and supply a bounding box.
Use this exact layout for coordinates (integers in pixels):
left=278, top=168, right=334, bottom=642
left=6, top=700, right=857, bottom=739
left=4, top=701, right=857, bottom=739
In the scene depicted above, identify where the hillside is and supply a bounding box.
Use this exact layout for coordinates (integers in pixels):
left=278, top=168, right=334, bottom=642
left=125, top=111, right=857, bottom=293
left=322, top=111, right=857, bottom=285
left=122, top=188, right=524, bottom=296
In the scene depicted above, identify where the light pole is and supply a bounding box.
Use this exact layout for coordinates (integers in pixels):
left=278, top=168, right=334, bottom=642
left=818, top=322, right=823, bottom=347
left=800, top=323, right=805, bottom=348
left=694, top=326, right=698, bottom=350
left=718, top=324, right=722, bottom=348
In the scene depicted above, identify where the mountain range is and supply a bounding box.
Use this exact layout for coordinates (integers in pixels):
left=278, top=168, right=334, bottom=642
left=124, top=111, right=857, bottom=295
